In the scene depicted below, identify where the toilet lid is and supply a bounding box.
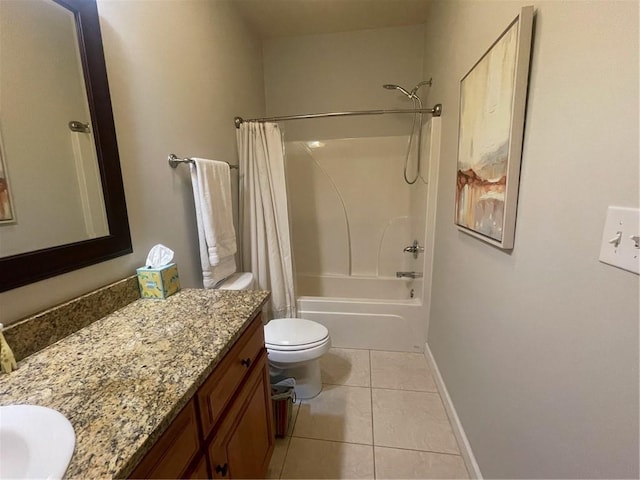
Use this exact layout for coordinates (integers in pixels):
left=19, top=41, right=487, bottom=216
left=264, top=318, right=329, bottom=348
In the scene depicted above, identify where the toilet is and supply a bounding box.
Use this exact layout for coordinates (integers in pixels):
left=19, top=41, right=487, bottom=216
left=264, top=318, right=330, bottom=399
left=216, top=271, right=331, bottom=399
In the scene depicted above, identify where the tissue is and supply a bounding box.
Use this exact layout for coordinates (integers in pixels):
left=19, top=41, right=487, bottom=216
left=145, top=244, right=174, bottom=268
left=137, top=244, right=181, bottom=299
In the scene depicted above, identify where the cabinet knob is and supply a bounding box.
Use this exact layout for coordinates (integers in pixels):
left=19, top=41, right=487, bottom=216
left=215, top=463, right=229, bottom=477
left=240, top=357, right=251, bottom=368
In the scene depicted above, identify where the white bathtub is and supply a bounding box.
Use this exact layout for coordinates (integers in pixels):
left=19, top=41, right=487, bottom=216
left=296, top=274, right=427, bottom=353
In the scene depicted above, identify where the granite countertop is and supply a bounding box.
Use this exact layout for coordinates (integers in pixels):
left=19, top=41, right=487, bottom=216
left=0, top=288, right=270, bottom=479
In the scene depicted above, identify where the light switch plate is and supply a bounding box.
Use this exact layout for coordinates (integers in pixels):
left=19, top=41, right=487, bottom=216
left=599, top=206, right=640, bottom=274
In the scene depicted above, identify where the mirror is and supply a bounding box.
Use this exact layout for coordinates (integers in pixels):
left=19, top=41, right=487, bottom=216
left=0, top=0, right=132, bottom=292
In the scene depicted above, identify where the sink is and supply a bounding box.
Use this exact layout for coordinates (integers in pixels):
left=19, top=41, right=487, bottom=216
left=0, top=405, right=75, bottom=479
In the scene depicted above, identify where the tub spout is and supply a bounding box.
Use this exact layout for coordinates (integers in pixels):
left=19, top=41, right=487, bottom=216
left=396, top=271, right=423, bottom=279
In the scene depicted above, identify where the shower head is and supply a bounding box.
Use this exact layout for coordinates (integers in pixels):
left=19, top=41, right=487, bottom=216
left=383, top=84, right=412, bottom=99
left=383, top=79, right=432, bottom=101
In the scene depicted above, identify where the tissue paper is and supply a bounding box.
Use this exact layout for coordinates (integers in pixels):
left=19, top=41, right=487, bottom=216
left=145, top=244, right=174, bottom=268
left=137, top=244, right=180, bottom=299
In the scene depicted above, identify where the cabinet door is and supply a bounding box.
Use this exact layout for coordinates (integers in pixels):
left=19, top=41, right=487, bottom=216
left=209, top=352, right=274, bottom=479
left=129, top=400, right=200, bottom=479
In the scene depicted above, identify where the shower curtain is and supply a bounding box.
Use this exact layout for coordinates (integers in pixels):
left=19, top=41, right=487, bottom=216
left=236, top=121, right=296, bottom=319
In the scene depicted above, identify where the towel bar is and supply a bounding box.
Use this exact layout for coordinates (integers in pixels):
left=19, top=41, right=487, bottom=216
left=168, top=153, right=239, bottom=170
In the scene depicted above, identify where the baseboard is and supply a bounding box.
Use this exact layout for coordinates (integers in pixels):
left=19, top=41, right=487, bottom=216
left=424, top=343, right=483, bottom=479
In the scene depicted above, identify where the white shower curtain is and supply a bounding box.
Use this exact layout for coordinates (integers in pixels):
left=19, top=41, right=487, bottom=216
left=236, top=121, right=296, bottom=319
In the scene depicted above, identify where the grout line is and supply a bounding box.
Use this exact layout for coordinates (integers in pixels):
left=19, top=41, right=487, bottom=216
left=373, top=444, right=465, bottom=457
left=368, top=348, right=429, bottom=355
left=329, top=346, right=372, bottom=352
left=277, top=435, right=292, bottom=479
left=289, top=434, right=374, bottom=447
left=369, top=349, right=376, bottom=479
left=278, top=402, right=300, bottom=479
left=370, top=386, right=440, bottom=394
left=284, top=434, right=463, bottom=458
left=323, top=382, right=372, bottom=388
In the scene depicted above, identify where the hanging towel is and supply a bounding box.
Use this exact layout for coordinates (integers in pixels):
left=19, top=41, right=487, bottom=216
left=190, top=158, right=237, bottom=288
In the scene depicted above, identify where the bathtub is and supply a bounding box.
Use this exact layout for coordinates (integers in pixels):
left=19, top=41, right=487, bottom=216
left=296, top=274, right=427, bottom=353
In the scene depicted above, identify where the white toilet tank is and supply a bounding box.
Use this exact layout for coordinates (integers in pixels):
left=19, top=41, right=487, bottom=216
left=215, top=272, right=255, bottom=290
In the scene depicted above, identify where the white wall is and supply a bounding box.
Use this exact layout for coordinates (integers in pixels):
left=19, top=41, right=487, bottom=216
left=0, top=0, right=265, bottom=325
left=423, top=1, right=639, bottom=478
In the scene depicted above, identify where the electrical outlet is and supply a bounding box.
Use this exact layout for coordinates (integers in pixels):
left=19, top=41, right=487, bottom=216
left=599, top=206, right=640, bottom=274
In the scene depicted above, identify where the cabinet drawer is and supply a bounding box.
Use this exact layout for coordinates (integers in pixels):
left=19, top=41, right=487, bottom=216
left=197, top=312, right=265, bottom=438
left=129, top=400, right=200, bottom=479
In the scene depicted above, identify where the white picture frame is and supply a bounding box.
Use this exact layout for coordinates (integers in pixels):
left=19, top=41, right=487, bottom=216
left=455, top=6, right=534, bottom=249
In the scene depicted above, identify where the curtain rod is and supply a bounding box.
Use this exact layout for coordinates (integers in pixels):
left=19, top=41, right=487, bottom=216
left=234, top=104, right=442, bottom=128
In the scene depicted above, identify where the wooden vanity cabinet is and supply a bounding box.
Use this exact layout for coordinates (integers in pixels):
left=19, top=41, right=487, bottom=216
left=208, top=352, right=274, bottom=479
left=129, top=312, right=274, bottom=480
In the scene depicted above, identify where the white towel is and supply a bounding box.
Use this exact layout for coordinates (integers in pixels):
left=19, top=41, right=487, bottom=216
left=190, top=158, right=237, bottom=287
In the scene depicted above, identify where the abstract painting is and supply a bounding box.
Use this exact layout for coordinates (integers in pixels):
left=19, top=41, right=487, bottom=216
left=455, top=6, right=534, bottom=249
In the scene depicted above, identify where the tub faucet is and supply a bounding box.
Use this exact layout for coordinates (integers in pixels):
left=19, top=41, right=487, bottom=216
left=396, top=271, right=423, bottom=279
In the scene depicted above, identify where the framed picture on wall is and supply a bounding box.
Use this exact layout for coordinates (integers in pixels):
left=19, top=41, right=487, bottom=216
left=0, top=126, right=16, bottom=224
left=454, top=6, right=534, bottom=249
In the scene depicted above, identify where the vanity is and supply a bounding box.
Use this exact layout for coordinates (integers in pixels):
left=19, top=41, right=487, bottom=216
left=0, top=288, right=274, bottom=479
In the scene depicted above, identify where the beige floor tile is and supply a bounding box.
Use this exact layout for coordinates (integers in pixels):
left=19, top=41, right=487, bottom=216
left=372, top=389, right=459, bottom=454
left=293, top=384, right=373, bottom=444
left=266, top=436, right=291, bottom=479
left=370, top=351, right=437, bottom=392
left=321, top=348, right=371, bottom=387
left=281, top=437, right=374, bottom=479
left=374, top=447, right=469, bottom=479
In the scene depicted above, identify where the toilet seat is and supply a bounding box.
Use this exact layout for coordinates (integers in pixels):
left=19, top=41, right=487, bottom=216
left=266, top=337, right=328, bottom=351
left=264, top=318, right=331, bottom=365
left=266, top=338, right=331, bottom=365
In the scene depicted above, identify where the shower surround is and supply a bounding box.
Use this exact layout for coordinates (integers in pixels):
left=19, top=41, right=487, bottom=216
left=285, top=120, right=440, bottom=352
left=286, top=135, right=413, bottom=281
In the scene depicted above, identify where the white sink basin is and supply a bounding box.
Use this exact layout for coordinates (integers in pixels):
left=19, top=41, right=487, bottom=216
left=0, top=405, right=75, bottom=479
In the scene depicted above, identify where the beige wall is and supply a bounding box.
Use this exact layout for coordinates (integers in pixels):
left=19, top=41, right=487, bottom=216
left=0, top=0, right=265, bottom=325
left=264, top=25, right=426, bottom=141
left=423, top=1, right=639, bottom=478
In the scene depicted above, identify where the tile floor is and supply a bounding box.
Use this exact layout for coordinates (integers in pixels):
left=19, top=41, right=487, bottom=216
left=267, top=348, right=469, bottom=479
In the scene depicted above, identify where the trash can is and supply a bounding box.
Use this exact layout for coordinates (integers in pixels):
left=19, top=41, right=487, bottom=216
left=271, top=378, right=296, bottom=438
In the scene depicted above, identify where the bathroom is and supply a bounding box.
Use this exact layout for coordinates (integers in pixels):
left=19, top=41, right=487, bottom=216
left=0, top=0, right=638, bottom=479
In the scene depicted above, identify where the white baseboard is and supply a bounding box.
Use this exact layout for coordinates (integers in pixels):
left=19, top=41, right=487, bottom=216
left=424, top=343, right=483, bottom=479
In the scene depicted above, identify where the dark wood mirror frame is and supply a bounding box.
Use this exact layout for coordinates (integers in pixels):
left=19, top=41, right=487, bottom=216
left=0, top=0, right=132, bottom=292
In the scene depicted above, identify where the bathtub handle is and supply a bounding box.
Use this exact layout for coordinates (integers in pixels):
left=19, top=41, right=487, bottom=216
left=403, top=240, right=424, bottom=259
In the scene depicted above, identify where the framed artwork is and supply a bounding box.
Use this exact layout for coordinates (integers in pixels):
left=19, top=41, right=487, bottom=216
left=455, top=6, right=534, bottom=249
left=0, top=127, right=15, bottom=224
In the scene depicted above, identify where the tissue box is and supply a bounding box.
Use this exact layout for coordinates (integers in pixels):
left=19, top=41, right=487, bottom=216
left=137, top=263, right=181, bottom=299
